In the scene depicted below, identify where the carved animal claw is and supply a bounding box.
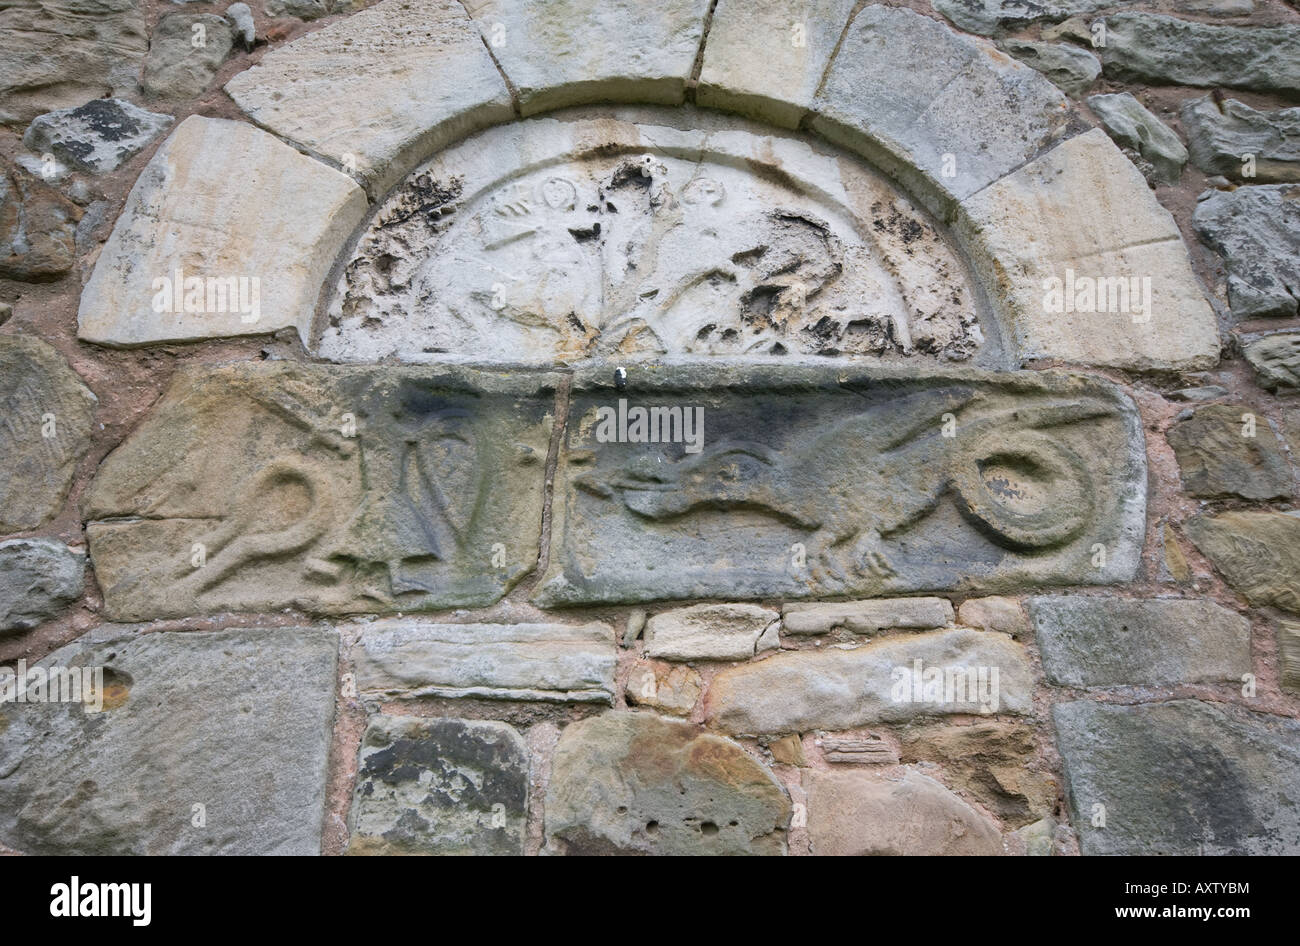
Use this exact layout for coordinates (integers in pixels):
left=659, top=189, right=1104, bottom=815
left=809, top=554, right=846, bottom=590
left=852, top=529, right=896, bottom=578
left=806, top=527, right=848, bottom=590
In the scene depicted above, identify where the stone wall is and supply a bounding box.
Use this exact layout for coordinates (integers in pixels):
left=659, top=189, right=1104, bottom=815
left=1, top=0, right=1298, bottom=855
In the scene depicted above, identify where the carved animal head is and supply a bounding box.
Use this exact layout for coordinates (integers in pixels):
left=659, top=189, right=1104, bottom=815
left=576, top=441, right=782, bottom=519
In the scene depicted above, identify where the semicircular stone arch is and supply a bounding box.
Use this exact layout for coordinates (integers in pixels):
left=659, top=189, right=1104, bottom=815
left=75, top=0, right=1160, bottom=621
left=78, top=0, right=1220, bottom=374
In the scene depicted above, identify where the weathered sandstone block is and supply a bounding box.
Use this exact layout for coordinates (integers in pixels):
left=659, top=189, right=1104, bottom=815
left=696, top=0, right=859, bottom=128
left=644, top=603, right=778, bottom=661
left=821, top=736, right=898, bottom=766
left=226, top=0, right=514, bottom=192
left=23, top=99, right=172, bottom=174
left=0, top=336, right=96, bottom=533
left=1193, top=184, right=1300, bottom=322
left=141, top=13, right=234, bottom=100
left=1184, top=511, right=1300, bottom=613
left=899, top=720, right=1053, bottom=826
left=811, top=5, right=1070, bottom=213
left=1029, top=596, right=1252, bottom=687
left=1087, top=92, right=1187, bottom=185
left=1054, top=699, right=1300, bottom=854
left=933, top=0, right=1112, bottom=36
left=84, top=363, right=554, bottom=619
left=266, top=0, right=358, bottom=18
left=536, top=364, right=1145, bottom=606
left=0, top=539, right=85, bottom=633
left=803, top=769, right=1003, bottom=856
left=625, top=660, right=701, bottom=716
left=0, top=627, right=338, bottom=855
left=352, top=620, right=615, bottom=703
left=0, top=163, right=81, bottom=280
left=1181, top=96, right=1300, bottom=183
left=463, top=0, right=711, bottom=116
left=704, top=627, right=1033, bottom=734
left=1003, top=40, right=1101, bottom=98
left=1244, top=333, right=1300, bottom=391
left=958, top=129, right=1220, bottom=372
left=1098, top=14, right=1300, bottom=94
left=77, top=116, right=366, bottom=347
left=955, top=596, right=1029, bottom=637
left=1281, top=620, right=1300, bottom=695
left=781, top=597, right=954, bottom=635
left=544, top=712, right=790, bottom=855
left=0, top=0, right=147, bottom=125
left=348, top=716, right=528, bottom=855
left=1166, top=403, right=1292, bottom=500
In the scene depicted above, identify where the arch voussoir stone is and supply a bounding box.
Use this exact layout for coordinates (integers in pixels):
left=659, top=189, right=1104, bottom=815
left=807, top=5, right=1072, bottom=216
left=461, top=0, right=713, bottom=116
left=694, top=0, right=860, bottom=130
left=957, top=129, right=1221, bottom=372
left=223, top=0, right=514, bottom=194
left=76, top=115, right=367, bottom=347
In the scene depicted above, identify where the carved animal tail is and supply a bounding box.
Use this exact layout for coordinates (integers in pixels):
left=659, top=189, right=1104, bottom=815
left=999, top=397, right=1116, bottom=431
left=873, top=385, right=980, bottom=452
left=175, top=458, right=334, bottom=596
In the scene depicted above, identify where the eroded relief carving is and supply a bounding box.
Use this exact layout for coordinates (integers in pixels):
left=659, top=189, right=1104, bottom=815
left=317, top=112, right=990, bottom=365
left=83, top=364, right=554, bottom=620
left=536, top=366, right=1146, bottom=606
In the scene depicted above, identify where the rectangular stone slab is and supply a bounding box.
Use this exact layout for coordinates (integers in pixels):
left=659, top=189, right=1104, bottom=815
left=0, top=626, right=338, bottom=855
left=781, top=597, right=954, bottom=635
left=1029, top=595, right=1252, bottom=687
left=348, top=715, right=529, bottom=855
left=1053, top=699, right=1300, bottom=855
left=535, top=363, right=1145, bottom=607
left=84, top=363, right=556, bottom=620
left=704, top=627, right=1034, bottom=734
left=352, top=620, right=616, bottom=703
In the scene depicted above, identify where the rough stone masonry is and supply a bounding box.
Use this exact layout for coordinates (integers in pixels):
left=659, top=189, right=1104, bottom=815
left=1, top=0, right=1299, bottom=859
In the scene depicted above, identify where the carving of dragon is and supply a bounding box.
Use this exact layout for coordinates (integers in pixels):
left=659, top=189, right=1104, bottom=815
left=574, top=386, right=1111, bottom=587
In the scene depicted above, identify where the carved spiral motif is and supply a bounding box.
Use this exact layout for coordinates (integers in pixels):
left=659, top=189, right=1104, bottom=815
left=951, top=431, right=1094, bottom=551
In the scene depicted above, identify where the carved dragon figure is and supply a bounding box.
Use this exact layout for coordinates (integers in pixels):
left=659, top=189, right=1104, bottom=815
left=575, top=386, right=1110, bottom=587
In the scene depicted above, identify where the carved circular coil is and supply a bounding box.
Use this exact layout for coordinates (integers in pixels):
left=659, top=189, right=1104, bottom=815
left=951, top=430, right=1094, bottom=551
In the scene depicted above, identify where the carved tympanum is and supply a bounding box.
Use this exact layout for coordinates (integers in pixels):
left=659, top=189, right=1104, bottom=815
left=317, top=110, right=991, bottom=365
